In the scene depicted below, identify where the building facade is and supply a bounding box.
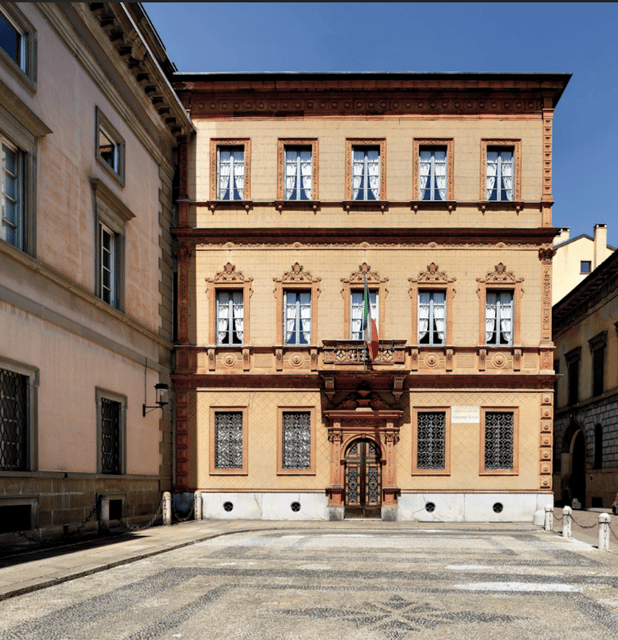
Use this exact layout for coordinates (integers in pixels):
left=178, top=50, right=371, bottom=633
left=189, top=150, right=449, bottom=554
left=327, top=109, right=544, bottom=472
left=553, top=249, right=618, bottom=509
left=0, top=3, right=192, bottom=537
left=552, top=224, right=614, bottom=304
left=172, top=72, right=570, bottom=522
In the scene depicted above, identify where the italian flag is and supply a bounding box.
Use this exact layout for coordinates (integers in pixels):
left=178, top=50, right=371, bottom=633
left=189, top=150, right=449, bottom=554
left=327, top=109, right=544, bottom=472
left=363, top=275, right=379, bottom=361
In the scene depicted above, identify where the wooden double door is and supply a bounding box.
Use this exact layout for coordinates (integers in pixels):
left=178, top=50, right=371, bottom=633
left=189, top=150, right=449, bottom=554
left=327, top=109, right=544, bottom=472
left=344, top=438, right=382, bottom=518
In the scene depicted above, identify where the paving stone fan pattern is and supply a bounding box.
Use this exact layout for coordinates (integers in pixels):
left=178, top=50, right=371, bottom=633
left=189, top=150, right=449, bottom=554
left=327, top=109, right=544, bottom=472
left=1, top=528, right=618, bottom=639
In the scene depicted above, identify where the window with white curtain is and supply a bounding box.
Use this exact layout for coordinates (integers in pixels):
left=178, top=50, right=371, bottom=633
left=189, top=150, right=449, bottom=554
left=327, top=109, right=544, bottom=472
left=216, top=290, right=244, bottom=345
left=485, top=291, right=513, bottom=345
left=285, top=147, right=312, bottom=200
left=217, top=146, right=244, bottom=200
left=419, top=147, right=447, bottom=201
left=486, top=147, right=514, bottom=201
left=418, top=291, right=446, bottom=345
left=351, top=290, right=378, bottom=340
left=1, top=141, right=23, bottom=250
left=352, top=147, right=380, bottom=201
left=284, top=291, right=311, bottom=345
left=99, top=223, right=117, bottom=307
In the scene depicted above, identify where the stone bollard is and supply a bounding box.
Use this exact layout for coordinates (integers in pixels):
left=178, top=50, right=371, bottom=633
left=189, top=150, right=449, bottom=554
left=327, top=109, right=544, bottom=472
left=544, top=504, right=553, bottom=531
left=562, top=506, right=572, bottom=539
left=194, top=490, right=202, bottom=521
left=99, top=496, right=110, bottom=534
left=598, top=513, right=611, bottom=551
left=163, top=491, right=172, bottom=526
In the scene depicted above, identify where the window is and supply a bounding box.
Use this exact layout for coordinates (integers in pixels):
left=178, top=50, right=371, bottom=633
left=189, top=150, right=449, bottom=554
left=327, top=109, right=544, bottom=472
left=95, top=108, right=125, bottom=183
left=565, top=347, right=581, bottom=406
left=419, top=147, right=447, bottom=201
left=589, top=332, right=607, bottom=398
left=96, top=388, right=126, bottom=475
left=216, top=290, right=243, bottom=345
left=217, top=146, right=244, bottom=200
left=481, top=140, right=521, bottom=202
left=210, top=407, right=248, bottom=475
left=482, top=409, right=518, bottom=473
left=99, top=223, right=117, bottom=306
left=413, top=410, right=450, bottom=474
left=1, top=141, right=23, bottom=250
left=284, top=291, right=311, bottom=345
left=352, top=146, right=380, bottom=200
left=485, top=291, right=513, bottom=345
left=277, top=407, right=315, bottom=474
left=91, top=178, right=134, bottom=311
left=419, top=291, right=446, bottom=345
left=0, top=6, right=36, bottom=86
left=486, top=147, right=514, bottom=201
left=285, top=147, right=312, bottom=200
left=580, top=260, right=591, bottom=274
left=351, top=290, right=378, bottom=340
left=0, top=367, right=28, bottom=471
left=594, top=424, right=603, bottom=470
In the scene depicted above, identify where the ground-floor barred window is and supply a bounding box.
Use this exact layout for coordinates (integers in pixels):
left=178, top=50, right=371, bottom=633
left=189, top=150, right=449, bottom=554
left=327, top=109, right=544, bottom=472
left=0, top=368, right=28, bottom=471
left=484, top=411, right=514, bottom=470
left=214, top=411, right=244, bottom=469
left=416, top=411, right=446, bottom=470
left=281, top=411, right=311, bottom=469
left=101, top=397, right=121, bottom=474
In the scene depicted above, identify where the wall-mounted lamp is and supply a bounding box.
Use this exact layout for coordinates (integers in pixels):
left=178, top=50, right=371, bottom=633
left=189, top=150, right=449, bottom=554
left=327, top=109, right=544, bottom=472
left=143, top=383, right=169, bottom=416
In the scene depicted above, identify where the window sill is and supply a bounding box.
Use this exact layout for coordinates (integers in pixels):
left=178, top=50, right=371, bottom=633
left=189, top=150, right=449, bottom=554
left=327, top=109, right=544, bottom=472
left=96, top=155, right=125, bottom=187
left=411, top=200, right=456, bottom=212
left=479, top=470, right=518, bottom=476
left=209, top=470, right=248, bottom=476
left=277, top=470, right=316, bottom=476
left=343, top=200, right=389, bottom=213
left=274, top=200, right=321, bottom=213
left=0, top=48, right=36, bottom=93
left=207, top=200, right=253, bottom=213
left=411, top=470, right=451, bottom=476
left=479, top=201, right=524, bottom=213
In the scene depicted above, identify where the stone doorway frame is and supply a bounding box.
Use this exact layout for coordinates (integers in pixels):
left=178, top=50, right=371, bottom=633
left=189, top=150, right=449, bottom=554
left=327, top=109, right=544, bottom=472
left=324, top=407, right=402, bottom=521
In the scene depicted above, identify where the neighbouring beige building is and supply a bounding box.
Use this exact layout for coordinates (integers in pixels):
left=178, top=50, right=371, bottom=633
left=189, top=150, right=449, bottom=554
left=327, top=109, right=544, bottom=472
left=172, top=71, right=570, bottom=522
left=552, top=224, right=614, bottom=304
left=553, top=248, right=618, bottom=509
left=0, top=3, right=192, bottom=537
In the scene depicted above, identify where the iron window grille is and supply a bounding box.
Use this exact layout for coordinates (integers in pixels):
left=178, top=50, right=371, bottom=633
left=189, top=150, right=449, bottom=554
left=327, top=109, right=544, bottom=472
left=214, top=411, right=243, bottom=469
left=281, top=411, right=311, bottom=469
left=416, top=411, right=446, bottom=470
left=0, top=368, right=28, bottom=471
left=100, top=397, right=121, bottom=474
left=484, top=411, right=514, bottom=470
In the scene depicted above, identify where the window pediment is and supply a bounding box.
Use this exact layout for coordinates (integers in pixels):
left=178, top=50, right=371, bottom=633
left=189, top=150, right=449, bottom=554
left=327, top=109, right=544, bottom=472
left=477, top=263, right=524, bottom=287
left=341, top=262, right=388, bottom=287
left=206, top=262, right=253, bottom=287
left=273, top=262, right=321, bottom=288
left=409, top=262, right=456, bottom=286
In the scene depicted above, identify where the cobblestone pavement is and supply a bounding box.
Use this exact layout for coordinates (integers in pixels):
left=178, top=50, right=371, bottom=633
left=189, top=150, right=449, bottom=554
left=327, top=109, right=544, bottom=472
left=1, top=526, right=618, bottom=639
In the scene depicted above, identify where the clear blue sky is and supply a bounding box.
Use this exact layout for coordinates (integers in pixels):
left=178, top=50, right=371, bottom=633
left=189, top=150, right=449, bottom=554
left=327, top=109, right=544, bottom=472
left=145, top=2, right=618, bottom=247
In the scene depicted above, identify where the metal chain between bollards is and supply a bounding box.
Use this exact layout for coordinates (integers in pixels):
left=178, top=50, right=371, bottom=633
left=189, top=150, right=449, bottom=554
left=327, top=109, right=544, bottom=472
left=119, top=497, right=164, bottom=532
left=172, top=500, right=194, bottom=523
left=568, top=512, right=598, bottom=529
left=609, top=521, right=618, bottom=543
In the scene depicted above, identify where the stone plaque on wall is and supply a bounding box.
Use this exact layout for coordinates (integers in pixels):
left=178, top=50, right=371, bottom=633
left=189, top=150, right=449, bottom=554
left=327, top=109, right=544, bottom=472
left=452, top=406, right=480, bottom=423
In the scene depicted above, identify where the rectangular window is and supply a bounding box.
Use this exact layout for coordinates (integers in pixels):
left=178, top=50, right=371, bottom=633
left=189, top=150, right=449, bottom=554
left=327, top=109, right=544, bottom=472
left=568, top=358, right=579, bottom=406
left=284, top=291, right=311, bottom=345
left=484, top=411, right=514, bottom=470
left=416, top=411, right=446, bottom=470
left=593, top=347, right=604, bottom=397
left=100, top=397, right=121, bottom=475
left=0, top=12, right=23, bottom=71
left=580, top=260, right=591, bottom=274
left=216, top=290, right=244, bottom=345
left=285, top=147, right=312, bottom=200
left=485, top=291, right=513, bottom=345
left=1, top=141, right=23, bottom=250
left=486, top=147, right=514, bottom=201
left=281, top=411, right=311, bottom=470
left=419, top=291, right=446, bottom=345
left=419, top=146, right=447, bottom=201
left=214, top=411, right=244, bottom=470
left=351, top=290, right=378, bottom=340
left=352, top=146, right=380, bottom=200
left=217, top=146, right=245, bottom=200
left=0, top=367, right=28, bottom=471
left=99, top=223, right=117, bottom=307
left=95, top=109, right=125, bottom=182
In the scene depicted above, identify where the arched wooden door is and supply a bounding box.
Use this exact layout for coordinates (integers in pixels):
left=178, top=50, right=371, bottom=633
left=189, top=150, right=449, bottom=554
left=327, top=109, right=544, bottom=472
left=344, top=438, right=382, bottom=518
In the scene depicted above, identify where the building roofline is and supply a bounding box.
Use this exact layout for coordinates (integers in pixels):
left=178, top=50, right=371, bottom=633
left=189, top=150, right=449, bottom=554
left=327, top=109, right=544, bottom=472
left=554, top=233, right=617, bottom=251
left=172, top=71, right=572, bottom=80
